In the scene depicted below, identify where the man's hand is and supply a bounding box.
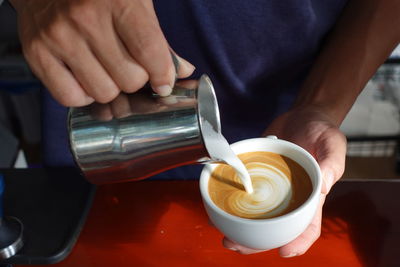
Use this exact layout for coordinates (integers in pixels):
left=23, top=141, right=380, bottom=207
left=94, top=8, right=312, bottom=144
left=223, top=106, right=347, bottom=257
left=10, top=0, right=195, bottom=107
left=223, top=0, right=399, bottom=255
left=90, top=79, right=198, bottom=121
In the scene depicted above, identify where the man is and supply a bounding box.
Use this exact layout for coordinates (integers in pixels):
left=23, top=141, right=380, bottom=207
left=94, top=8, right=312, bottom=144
left=6, top=0, right=400, bottom=257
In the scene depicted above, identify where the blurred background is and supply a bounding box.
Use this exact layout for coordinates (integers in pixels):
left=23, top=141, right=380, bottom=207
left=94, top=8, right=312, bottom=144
left=1, top=2, right=400, bottom=179
left=0, top=2, right=41, bottom=169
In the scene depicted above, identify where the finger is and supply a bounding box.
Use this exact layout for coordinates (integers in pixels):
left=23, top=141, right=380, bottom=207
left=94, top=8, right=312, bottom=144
left=171, top=52, right=196, bottom=79
left=222, top=238, right=269, bottom=254
left=81, top=13, right=150, bottom=94
left=113, top=1, right=183, bottom=96
left=110, top=93, right=133, bottom=118
left=59, top=38, right=120, bottom=104
left=279, top=194, right=326, bottom=257
left=315, top=129, right=347, bottom=194
left=24, top=44, right=94, bottom=107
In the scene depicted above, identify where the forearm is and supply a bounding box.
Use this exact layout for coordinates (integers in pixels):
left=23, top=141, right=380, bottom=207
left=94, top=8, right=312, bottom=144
left=295, top=0, right=400, bottom=126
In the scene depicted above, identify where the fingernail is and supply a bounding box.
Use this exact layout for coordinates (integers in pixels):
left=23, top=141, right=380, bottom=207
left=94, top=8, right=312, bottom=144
left=281, top=252, right=298, bottom=258
left=155, top=85, right=172, bottom=97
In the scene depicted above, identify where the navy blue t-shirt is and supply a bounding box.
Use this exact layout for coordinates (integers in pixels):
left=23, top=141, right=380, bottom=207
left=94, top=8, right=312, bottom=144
left=42, top=0, right=347, bottom=179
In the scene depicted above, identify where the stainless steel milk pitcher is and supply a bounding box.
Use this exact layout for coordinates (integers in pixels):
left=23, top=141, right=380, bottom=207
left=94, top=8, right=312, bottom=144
left=68, top=75, right=222, bottom=184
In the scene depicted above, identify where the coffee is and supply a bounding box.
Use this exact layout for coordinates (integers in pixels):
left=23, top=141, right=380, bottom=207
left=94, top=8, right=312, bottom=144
left=208, top=151, right=312, bottom=219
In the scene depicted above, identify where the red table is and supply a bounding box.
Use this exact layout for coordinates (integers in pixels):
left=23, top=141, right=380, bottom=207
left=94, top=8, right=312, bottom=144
left=18, top=179, right=400, bottom=267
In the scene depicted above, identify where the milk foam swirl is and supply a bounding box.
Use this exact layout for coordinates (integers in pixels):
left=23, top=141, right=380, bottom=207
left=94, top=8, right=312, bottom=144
left=227, top=162, right=292, bottom=218
left=209, top=151, right=312, bottom=219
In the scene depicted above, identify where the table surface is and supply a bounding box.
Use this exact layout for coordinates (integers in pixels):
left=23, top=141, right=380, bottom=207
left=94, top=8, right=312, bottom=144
left=16, top=178, right=400, bottom=267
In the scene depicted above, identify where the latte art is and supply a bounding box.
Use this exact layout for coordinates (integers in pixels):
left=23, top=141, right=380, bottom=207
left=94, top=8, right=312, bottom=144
left=209, top=152, right=312, bottom=219
left=227, top=163, right=293, bottom=218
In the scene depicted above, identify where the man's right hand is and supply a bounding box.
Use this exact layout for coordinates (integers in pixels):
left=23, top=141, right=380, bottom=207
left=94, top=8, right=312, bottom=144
left=10, top=0, right=195, bottom=107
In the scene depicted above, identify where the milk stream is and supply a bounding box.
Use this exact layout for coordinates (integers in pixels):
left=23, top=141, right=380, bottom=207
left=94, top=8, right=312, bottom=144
left=202, top=121, right=253, bottom=194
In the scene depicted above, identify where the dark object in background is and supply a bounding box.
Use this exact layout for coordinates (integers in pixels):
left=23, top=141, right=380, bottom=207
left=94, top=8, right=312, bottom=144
left=0, top=124, right=17, bottom=168
left=0, top=1, right=42, bottom=167
left=0, top=174, right=24, bottom=261
left=1, top=168, right=95, bottom=265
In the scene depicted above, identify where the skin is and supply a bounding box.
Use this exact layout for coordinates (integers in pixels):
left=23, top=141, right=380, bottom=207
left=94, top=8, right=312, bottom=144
left=9, top=0, right=400, bottom=258
left=90, top=80, right=198, bottom=121
left=225, top=108, right=347, bottom=256
left=9, top=0, right=195, bottom=107
left=224, top=0, right=400, bottom=256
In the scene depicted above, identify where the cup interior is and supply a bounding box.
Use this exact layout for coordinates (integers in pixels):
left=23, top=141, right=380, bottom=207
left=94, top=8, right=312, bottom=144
left=199, top=137, right=322, bottom=222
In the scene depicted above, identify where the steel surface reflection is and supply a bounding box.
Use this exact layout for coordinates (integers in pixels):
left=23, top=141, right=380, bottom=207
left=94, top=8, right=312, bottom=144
left=68, top=75, right=221, bottom=184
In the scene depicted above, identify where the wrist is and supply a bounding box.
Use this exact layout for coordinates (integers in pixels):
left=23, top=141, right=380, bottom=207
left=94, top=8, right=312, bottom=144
left=293, top=88, right=354, bottom=128
left=292, top=98, right=348, bottom=128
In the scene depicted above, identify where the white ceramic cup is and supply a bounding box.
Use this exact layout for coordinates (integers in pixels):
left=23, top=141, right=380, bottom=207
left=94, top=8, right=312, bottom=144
left=199, top=136, right=322, bottom=250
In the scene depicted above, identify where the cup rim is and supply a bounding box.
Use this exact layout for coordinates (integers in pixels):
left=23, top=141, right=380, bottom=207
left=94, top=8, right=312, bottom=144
left=199, top=137, right=322, bottom=224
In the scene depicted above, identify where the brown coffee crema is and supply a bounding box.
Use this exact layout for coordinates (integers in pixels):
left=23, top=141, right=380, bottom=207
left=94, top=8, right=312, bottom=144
left=208, top=151, right=312, bottom=219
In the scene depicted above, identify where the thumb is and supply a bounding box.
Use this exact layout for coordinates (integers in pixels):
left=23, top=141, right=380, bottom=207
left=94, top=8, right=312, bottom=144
left=315, top=129, right=347, bottom=194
